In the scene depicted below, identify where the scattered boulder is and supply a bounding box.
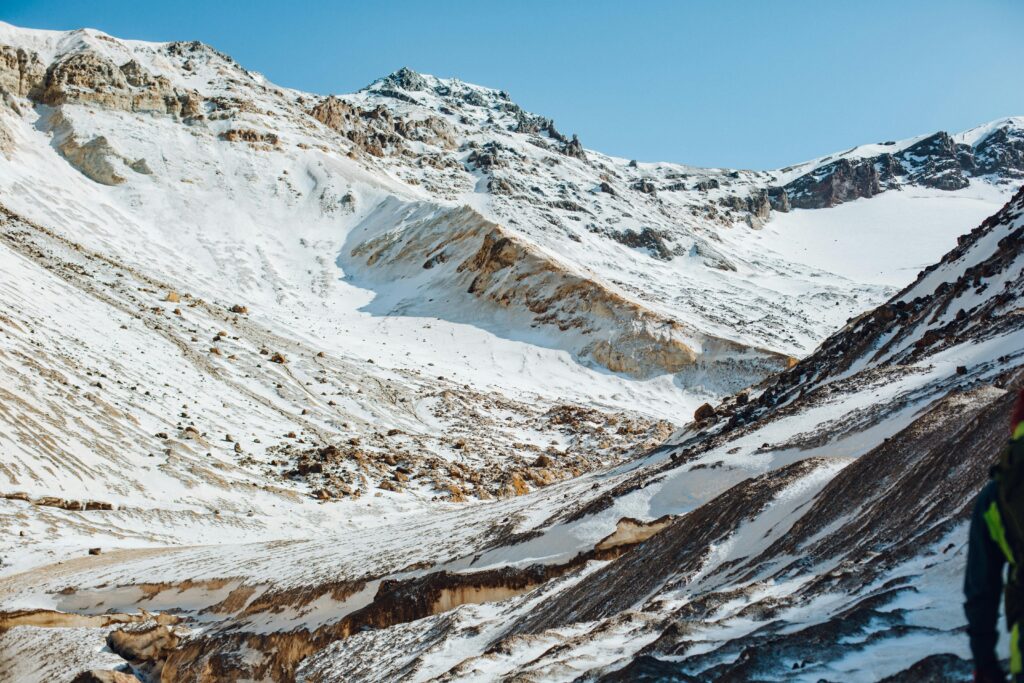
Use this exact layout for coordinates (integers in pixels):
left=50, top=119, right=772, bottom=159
left=694, top=403, right=717, bottom=422
left=106, top=623, right=179, bottom=680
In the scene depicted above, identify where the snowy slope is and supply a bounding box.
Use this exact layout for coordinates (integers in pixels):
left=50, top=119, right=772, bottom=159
left=3, top=186, right=1020, bottom=683
left=0, top=19, right=1022, bottom=683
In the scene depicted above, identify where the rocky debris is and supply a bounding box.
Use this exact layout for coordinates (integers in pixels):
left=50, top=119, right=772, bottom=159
left=693, top=178, right=720, bottom=191
left=275, top=393, right=672, bottom=502
left=70, top=670, right=138, bottom=683
left=2, top=491, right=113, bottom=510
left=107, top=623, right=180, bottom=680
left=632, top=178, right=657, bottom=195
left=269, top=352, right=286, bottom=364
left=219, top=128, right=280, bottom=148
left=165, top=291, right=180, bottom=303
left=309, top=95, right=455, bottom=157
left=612, top=227, right=672, bottom=260
left=229, top=304, right=248, bottom=314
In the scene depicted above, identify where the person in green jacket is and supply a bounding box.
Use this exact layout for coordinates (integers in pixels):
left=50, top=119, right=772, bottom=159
left=965, top=388, right=1024, bottom=683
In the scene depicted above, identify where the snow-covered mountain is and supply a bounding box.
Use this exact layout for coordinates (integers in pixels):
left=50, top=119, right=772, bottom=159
left=0, top=21, right=1022, bottom=683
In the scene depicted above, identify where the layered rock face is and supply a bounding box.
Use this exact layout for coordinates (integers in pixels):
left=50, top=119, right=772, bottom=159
left=347, top=202, right=789, bottom=380
left=0, top=44, right=44, bottom=97
left=40, top=50, right=201, bottom=117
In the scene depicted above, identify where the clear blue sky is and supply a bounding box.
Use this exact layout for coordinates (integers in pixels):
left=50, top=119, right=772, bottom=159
left=4, top=0, right=1023, bottom=169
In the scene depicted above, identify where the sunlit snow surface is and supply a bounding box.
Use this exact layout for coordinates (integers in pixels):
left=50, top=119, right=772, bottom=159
left=759, top=183, right=1009, bottom=287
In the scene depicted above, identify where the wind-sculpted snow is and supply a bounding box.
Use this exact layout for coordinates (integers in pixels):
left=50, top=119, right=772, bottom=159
left=0, top=19, right=1023, bottom=683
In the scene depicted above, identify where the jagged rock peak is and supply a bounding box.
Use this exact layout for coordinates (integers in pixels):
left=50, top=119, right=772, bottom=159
left=378, top=66, right=428, bottom=91
left=362, top=66, right=510, bottom=105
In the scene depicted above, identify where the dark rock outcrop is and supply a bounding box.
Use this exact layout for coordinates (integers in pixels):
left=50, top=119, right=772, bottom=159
left=784, top=122, right=1024, bottom=208
left=785, top=157, right=881, bottom=209
left=766, top=186, right=790, bottom=212
left=632, top=179, right=657, bottom=195
left=613, top=227, right=672, bottom=260
left=563, top=134, right=587, bottom=161
left=897, top=131, right=971, bottom=190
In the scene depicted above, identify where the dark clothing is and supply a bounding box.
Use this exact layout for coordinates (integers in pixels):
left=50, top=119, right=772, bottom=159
left=966, top=480, right=1009, bottom=675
